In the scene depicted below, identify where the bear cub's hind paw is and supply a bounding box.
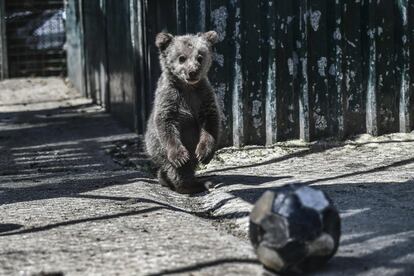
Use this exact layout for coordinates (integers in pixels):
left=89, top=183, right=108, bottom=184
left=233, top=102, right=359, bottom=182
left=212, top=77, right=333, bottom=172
left=196, top=133, right=215, bottom=164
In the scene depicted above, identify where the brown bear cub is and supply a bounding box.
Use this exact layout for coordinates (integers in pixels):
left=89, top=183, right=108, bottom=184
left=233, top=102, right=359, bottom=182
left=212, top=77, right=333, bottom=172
left=144, top=31, right=221, bottom=194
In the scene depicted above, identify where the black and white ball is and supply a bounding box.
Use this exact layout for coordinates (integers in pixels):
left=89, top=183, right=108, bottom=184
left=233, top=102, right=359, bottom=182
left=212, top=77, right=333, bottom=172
left=249, top=184, right=341, bottom=274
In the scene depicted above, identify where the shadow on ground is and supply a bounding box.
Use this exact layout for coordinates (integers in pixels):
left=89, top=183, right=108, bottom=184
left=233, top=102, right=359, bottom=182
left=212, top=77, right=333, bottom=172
left=0, top=102, right=150, bottom=205
left=2, top=94, right=414, bottom=275
left=145, top=258, right=260, bottom=276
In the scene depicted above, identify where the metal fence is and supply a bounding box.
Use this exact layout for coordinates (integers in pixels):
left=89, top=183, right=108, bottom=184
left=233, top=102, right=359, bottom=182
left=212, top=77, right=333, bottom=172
left=66, top=0, right=414, bottom=147
left=0, top=0, right=66, bottom=78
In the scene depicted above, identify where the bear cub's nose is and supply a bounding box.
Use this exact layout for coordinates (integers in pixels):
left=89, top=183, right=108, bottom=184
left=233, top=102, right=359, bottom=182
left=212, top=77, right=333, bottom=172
left=188, top=71, right=198, bottom=80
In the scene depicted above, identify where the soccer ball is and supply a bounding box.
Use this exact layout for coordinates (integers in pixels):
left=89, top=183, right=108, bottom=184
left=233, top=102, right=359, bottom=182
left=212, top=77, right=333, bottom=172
left=249, top=184, right=341, bottom=274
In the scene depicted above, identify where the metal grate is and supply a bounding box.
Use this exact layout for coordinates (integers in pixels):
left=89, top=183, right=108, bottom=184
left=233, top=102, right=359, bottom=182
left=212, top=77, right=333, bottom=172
left=5, top=0, right=66, bottom=77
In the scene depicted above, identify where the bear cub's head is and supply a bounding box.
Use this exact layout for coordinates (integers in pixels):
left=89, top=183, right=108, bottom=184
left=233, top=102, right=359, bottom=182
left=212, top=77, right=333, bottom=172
left=156, top=31, right=219, bottom=85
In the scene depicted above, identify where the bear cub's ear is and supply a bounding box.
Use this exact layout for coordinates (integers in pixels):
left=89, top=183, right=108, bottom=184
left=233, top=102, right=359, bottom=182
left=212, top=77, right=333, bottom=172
left=200, top=31, right=219, bottom=45
left=156, top=32, right=173, bottom=51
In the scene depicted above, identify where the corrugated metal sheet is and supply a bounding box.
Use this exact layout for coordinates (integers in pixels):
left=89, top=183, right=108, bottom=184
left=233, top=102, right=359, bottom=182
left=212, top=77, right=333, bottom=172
left=66, top=0, right=414, bottom=147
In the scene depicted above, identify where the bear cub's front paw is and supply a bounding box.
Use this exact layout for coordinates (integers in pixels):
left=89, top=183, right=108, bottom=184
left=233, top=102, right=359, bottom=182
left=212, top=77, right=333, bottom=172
left=196, top=133, right=215, bottom=164
left=167, top=145, right=190, bottom=168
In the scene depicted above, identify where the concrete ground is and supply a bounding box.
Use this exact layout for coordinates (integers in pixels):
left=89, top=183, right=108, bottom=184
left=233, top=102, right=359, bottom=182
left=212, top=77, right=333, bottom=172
left=0, top=78, right=413, bottom=276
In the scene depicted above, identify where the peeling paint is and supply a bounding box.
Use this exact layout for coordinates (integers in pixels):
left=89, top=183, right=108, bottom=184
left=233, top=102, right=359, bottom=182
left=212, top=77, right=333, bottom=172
left=215, top=83, right=227, bottom=122
left=368, top=28, right=375, bottom=39
left=213, top=53, right=225, bottom=67
left=252, top=100, right=263, bottom=129
left=314, top=114, right=328, bottom=130
left=252, top=100, right=262, bottom=116
left=329, top=64, right=336, bottom=76
left=269, top=37, right=276, bottom=49
left=377, top=26, right=383, bottom=36
left=346, top=73, right=351, bottom=90
left=333, top=28, right=342, bottom=40
left=397, top=0, right=408, bottom=26
left=78, top=0, right=414, bottom=147
left=317, top=57, right=327, bottom=77
left=253, top=118, right=263, bottom=129
left=346, top=39, right=357, bottom=48
left=211, top=6, right=228, bottom=42
left=287, top=52, right=298, bottom=77
left=310, top=10, right=322, bottom=32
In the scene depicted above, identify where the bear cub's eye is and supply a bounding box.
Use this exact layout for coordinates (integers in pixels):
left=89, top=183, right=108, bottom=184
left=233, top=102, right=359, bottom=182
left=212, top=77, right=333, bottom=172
left=178, top=55, right=187, bottom=64
left=196, top=55, right=203, bottom=64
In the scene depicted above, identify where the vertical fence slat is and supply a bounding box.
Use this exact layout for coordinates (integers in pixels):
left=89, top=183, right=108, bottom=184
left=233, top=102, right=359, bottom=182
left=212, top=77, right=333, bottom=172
left=133, top=0, right=149, bottom=133
left=82, top=0, right=108, bottom=104
left=105, top=0, right=137, bottom=129
left=230, top=0, right=244, bottom=147
left=99, top=0, right=109, bottom=109
left=264, top=0, right=277, bottom=145
left=410, top=0, right=414, bottom=131
left=66, top=0, right=87, bottom=96
left=272, top=0, right=300, bottom=141
left=240, top=1, right=266, bottom=145
left=186, top=0, right=206, bottom=33
left=377, top=0, right=399, bottom=134
left=298, top=0, right=310, bottom=142
left=130, top=0, right=143, bottom=132
left=142, top=0, right=176, bottom=132
left=209, top=1, right=232, bottom=146
left=397, top=0, right=411, bottom=133
left=327, top=0, right=345, bottom=139
left=308, top=0, right=329, bottom=139
left=0, top=0, right=8, bottom=79
left=176, top=0, right=187, bottom=34
left=365, top=0, right=378, bottom=136
left=343, top=0, right=365, bottom=136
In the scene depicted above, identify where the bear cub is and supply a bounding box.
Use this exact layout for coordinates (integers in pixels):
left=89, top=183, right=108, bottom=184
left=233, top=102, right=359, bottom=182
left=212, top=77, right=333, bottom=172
left=144, top=31, right=221, bottom=194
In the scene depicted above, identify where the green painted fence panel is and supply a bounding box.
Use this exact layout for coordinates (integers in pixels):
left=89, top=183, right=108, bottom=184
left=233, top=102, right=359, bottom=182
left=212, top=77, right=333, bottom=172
left=66, top=0, right=414, bottom=147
